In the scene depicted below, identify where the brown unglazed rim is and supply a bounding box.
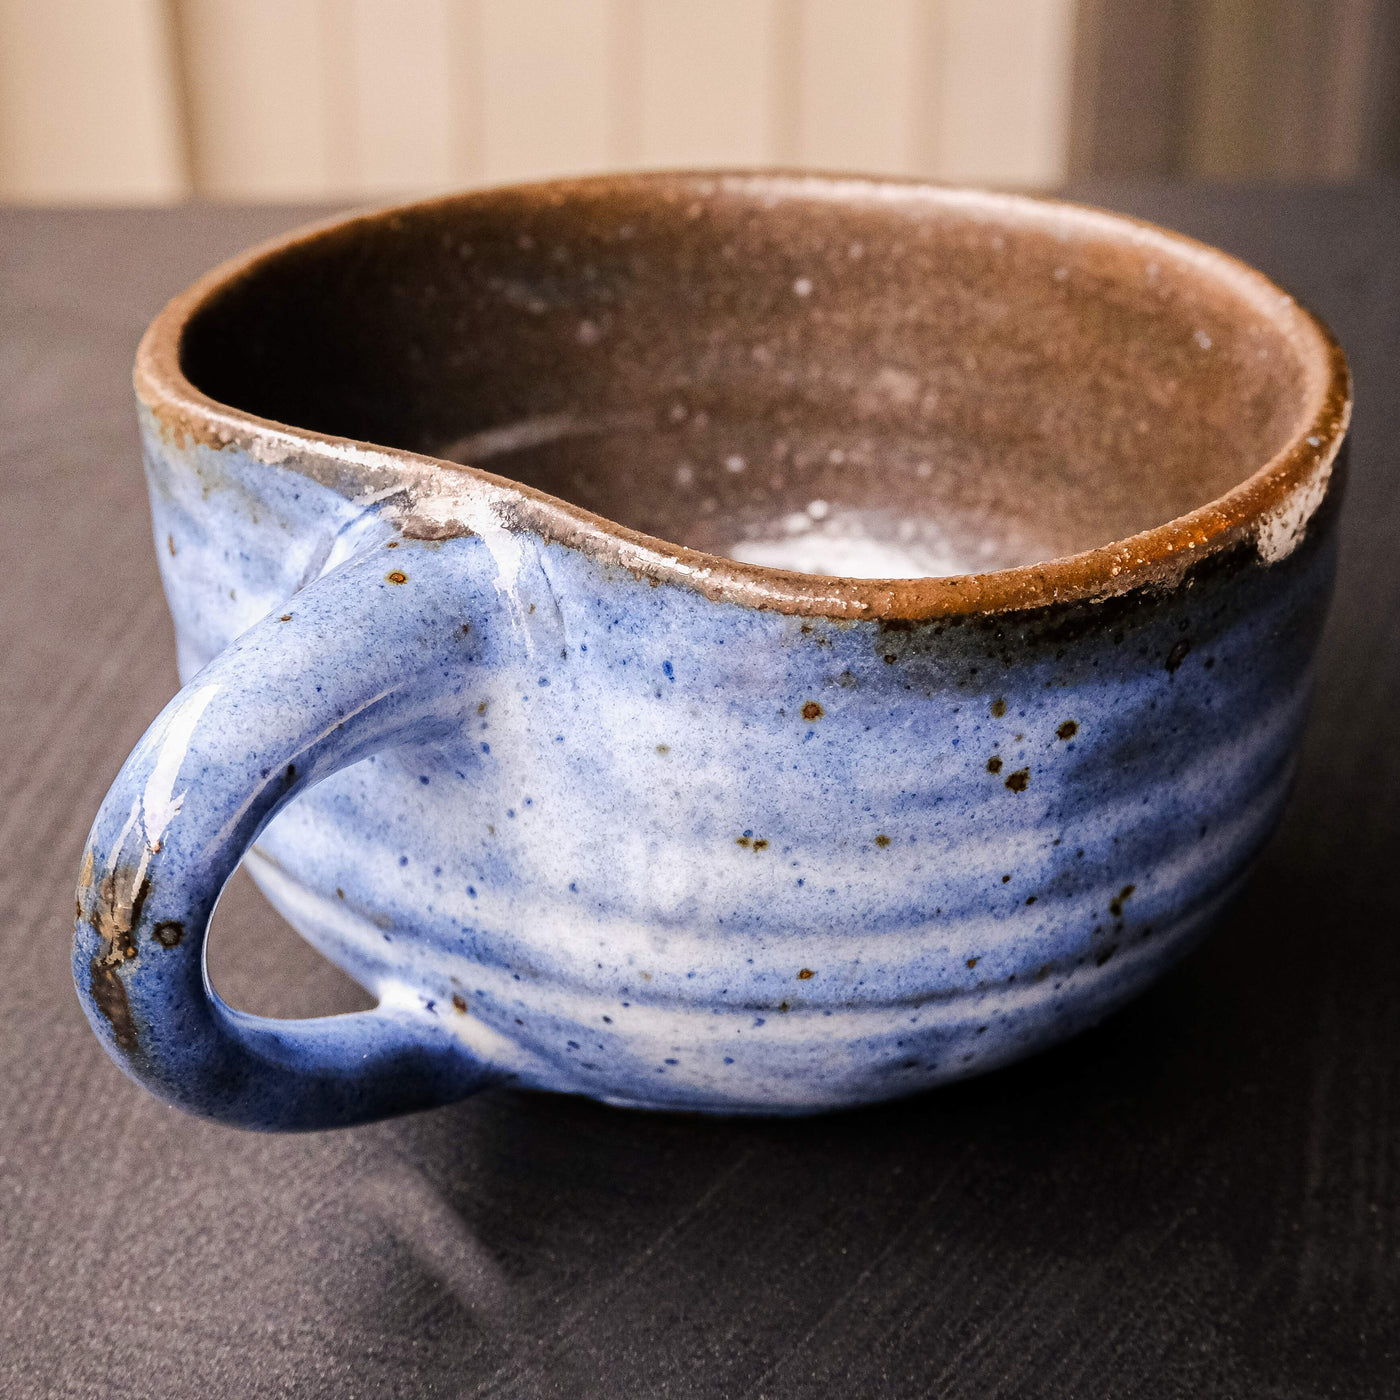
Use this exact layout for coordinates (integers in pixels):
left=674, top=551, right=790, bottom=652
left=135, top=171, right=1352, bottom=622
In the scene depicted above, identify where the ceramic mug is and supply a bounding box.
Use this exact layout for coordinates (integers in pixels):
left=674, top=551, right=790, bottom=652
left=74, top=174, right=1350, bottom=1130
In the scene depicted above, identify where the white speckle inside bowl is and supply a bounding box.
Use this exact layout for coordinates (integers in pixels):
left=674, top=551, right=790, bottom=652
left=727, top=507, right=996, bottom=579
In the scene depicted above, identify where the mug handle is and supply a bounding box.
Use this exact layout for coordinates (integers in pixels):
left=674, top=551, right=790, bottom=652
left=73, top=533, right=503, bottom=1130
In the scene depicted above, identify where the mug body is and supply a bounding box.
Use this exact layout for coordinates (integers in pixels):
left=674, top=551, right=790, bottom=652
left=87, top=173, right=1349, bottom=1125
left=141, top=430, right=1340, bottom=1116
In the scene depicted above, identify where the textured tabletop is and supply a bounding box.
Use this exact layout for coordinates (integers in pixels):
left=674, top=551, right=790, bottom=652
left=1, top=185, right=1396, bottom=1399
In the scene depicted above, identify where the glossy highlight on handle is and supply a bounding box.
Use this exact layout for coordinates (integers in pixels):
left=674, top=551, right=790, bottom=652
left=73, top=535, right=501, bottom=1130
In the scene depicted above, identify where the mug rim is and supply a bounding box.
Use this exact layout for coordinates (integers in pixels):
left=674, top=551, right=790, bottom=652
left=135, top=170, right=1352, bottom=621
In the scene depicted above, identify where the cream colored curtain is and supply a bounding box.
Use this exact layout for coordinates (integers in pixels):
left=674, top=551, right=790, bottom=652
left=0, top=0, right=1077, bottom=203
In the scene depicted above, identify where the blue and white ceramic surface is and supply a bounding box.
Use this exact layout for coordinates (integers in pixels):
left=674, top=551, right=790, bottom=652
left=74, top=174, right=1351, bottom=1130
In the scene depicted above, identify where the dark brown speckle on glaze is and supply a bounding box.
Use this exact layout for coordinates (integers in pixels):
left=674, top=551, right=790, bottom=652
left=152, top=920, right=185, bottom=948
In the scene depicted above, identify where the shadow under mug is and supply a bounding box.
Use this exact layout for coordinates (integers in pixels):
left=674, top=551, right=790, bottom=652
left=74, top=173, right=1350, bottom=1130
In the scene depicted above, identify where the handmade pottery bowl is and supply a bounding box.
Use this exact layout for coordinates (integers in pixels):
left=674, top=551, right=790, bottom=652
left=74, top=173, right=1350, bottom=1130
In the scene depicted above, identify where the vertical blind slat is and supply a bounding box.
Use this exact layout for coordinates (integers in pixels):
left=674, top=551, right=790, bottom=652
left=632, top=0, right=785, bottom=167
left=344, top=0, right=458, bottom=194
left=178, top=0, right=337, bottom=199
left=796, top=0, right=925, bottom=174
left=0, top=0, right=187, bottom=202
left=478, top=0, right=613, bottom=183
left=934, top=0, right=1075, bottom=185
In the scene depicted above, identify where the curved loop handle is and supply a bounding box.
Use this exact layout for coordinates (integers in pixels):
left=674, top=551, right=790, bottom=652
left=73, top=534, right=500, bottom=1130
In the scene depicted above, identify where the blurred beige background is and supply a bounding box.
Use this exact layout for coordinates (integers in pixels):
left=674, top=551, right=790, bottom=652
left=0, top=0, right=1395, bottom=204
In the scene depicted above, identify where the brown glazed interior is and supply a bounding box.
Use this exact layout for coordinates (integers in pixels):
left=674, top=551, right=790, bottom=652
left=137, top=172, right=1351, bottom=618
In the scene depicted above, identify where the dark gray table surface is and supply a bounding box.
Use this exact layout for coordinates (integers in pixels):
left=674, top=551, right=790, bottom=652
left=1, top=184, right=1397, bottom=1399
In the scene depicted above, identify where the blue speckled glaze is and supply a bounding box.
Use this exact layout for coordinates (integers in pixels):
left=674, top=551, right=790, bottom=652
left=73, top=415, right=1341, bottom=1129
